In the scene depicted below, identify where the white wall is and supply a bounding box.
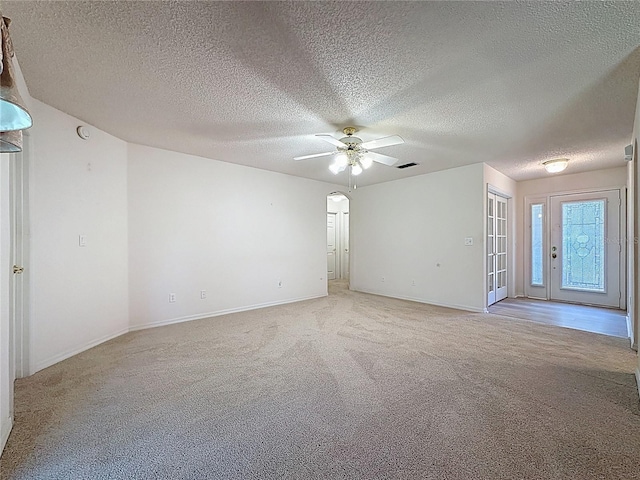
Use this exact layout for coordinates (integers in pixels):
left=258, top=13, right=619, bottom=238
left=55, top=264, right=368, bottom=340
left=128, top=144, right=338, bottom=329
left=515, top=167, right=628, bottom=297
left=350, top=163, right=486, bottom=312
left=28, top=100, right=129, bottom=372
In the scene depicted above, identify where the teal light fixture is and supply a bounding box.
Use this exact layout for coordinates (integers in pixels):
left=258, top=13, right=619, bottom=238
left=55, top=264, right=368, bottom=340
left=0, top=14, right=32, bottom=152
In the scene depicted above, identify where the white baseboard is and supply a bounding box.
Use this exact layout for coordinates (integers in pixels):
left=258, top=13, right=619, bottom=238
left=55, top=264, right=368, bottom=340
left=1, top=415, right=12, bottom=456
left=31, top=295, right=328, bottom=374
left=352, top=288, right=484, bottom=313
left=33, top=326, right=130, bottom=374
left=129, top=294, right=327, bottom=332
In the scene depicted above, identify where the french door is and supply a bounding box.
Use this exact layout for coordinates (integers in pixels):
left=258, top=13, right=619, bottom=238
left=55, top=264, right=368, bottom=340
left=549, top=190, right=621, bottom=308
left=487, top=192, right=508, bottom=306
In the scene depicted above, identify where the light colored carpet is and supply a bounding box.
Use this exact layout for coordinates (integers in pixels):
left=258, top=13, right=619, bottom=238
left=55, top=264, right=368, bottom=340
left=1, top=280, right=639, bottom=479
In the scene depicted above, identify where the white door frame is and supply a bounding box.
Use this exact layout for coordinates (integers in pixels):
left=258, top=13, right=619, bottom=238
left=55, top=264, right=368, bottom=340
left=9, top=132, right=30, bottom=379
left=341, top=211, right=350, bottom=280
left=486, top=185, right=512, bottom=308
left=327, top=212, right=338, bottom=280
left=524, top=196, right=548, bottom=300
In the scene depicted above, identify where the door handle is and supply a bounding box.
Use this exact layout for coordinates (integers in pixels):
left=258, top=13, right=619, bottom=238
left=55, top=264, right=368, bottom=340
left=551, top=253, right=557, bottom=259
left=13, top=265, right=24, bottom=274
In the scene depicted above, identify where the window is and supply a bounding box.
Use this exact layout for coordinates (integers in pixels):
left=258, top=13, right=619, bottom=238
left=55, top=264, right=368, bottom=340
left=531, top=203, right=544, bottom=286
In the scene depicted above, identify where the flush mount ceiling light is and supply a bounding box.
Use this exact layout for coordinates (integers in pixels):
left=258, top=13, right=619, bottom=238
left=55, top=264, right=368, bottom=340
left=543, top=158, right=569, bottom=173
left=294, top=127, right=404, bottom=189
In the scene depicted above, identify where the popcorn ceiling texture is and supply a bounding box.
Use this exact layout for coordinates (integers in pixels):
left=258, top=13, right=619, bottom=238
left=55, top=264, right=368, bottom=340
left=3, top=1, right=640, bottom=185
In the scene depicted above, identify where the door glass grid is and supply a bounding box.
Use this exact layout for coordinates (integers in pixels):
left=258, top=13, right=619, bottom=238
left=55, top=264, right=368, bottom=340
left=487, top=197, right=495, bottom=294
left=561, top=199, right=605, bottom=292
left=495, top=198, right=507, bottom=289
left=531, top=204, right=544, bottom=286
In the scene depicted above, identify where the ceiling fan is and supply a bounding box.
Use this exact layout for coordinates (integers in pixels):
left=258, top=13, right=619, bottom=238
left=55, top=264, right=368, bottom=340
left=294, top=127, right=404, bottom=176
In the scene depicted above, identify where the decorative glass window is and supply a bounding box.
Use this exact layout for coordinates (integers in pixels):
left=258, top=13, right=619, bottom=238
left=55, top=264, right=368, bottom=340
left=531, top=204, right=544, bottom=286
left=561, top=200, right=605, bottom=292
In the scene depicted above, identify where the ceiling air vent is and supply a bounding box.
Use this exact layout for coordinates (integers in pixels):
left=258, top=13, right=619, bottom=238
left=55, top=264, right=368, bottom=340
left=396, top=162, right=418, bottom=169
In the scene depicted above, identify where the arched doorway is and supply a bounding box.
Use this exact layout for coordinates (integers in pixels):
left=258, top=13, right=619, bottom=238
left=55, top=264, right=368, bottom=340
left=326, top=192, right=350, bottom=286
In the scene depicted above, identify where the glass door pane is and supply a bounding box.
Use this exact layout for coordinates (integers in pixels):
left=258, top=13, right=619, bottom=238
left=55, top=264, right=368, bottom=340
left=531, top=204, right=544, bottom=286
left=561, top=199, right=605, bottom=292
left=549, top=190, right=621, bottom=308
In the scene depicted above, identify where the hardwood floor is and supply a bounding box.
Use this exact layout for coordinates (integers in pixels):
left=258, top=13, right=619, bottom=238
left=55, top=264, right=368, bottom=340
left=488, top=297, right=629, bottom=338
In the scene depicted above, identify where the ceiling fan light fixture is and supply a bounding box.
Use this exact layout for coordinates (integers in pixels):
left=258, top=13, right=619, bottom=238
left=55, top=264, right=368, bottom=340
left=360, top=156, right=373, bottom=169
left=351, top=164, right=363, bottom=176
left=335, top=153, right=348, bottom=167
left=543, top=158, right=568, bottom=173
left=329, top=162, right=342, bottom=175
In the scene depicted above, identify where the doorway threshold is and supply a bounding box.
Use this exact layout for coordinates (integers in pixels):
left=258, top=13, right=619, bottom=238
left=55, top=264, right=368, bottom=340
left=488, top=297, right=627, bottom=338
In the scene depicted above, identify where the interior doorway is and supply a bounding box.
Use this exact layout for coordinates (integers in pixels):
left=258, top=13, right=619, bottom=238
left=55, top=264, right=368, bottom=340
left=327, top=193, right=350, bottom=284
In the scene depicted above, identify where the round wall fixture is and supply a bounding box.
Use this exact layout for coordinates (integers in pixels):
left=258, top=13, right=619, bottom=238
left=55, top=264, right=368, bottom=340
left=77, top=125, right=90, bottom=140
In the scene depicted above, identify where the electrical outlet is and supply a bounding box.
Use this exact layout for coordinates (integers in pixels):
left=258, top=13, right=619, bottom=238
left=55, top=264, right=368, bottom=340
left=464, top=237, right=473, bottom=246
left=168, top=293, right=176, bottom=303
left=381, top=276, right=385, bottom=282
left=411, top=279, right=416, bottom=286
left=200, top=290, right=206, bottom=299
left=277, top=280, right=282, bottom=288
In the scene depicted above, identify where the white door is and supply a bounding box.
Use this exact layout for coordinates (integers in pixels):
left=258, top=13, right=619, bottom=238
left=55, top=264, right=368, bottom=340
left=487, top=193, right=508, bottom=306
left=327, top=213, right=337, bottom=280
left=341, top=212, right=349, bottom=280
left=550, top=190, right=621, bottom=308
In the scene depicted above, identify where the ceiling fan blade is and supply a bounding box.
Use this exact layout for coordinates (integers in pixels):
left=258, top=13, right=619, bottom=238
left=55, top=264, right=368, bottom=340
left=360, top=135, right=404, bottom=150
left=294, top=151, right=335, bottom=161
left=316, top=134, right=347, bottom=148
left=367, top=151, right=399, bottom=166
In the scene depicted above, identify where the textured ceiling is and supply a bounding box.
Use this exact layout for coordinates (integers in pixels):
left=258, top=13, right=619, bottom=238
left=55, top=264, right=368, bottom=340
left=3, top=1, right=640, bottom=185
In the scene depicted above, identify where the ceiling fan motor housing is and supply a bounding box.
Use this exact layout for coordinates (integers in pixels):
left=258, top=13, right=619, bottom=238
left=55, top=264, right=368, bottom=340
left=340, top=136, right=363, bottom=149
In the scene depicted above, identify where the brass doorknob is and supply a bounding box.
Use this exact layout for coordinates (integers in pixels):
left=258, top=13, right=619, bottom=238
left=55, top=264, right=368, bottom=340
left=13, top=265, right=24, bottom=274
